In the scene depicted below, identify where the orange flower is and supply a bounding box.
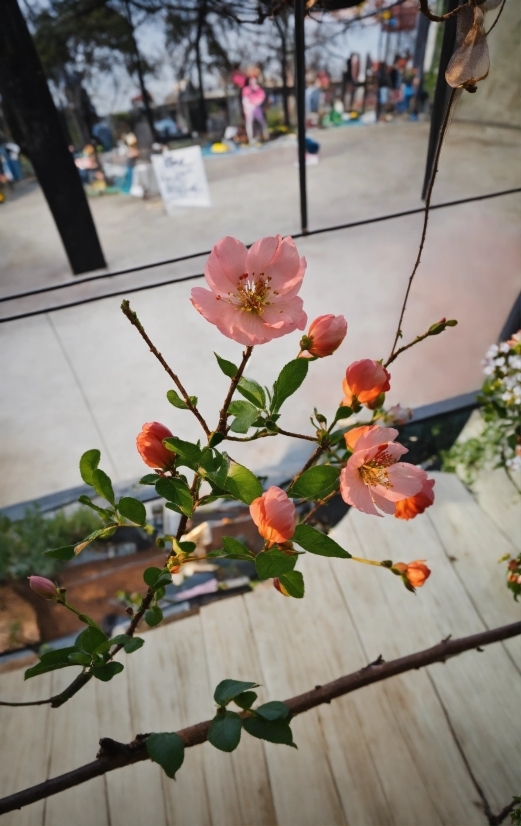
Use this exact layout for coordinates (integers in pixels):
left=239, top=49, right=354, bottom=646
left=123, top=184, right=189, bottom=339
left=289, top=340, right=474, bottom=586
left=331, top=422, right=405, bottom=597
left=393, top=560, right=431, bottom=591
left=342, top=360, right=390, bottom=408
left=250, top=486, right=296, bottom=546
left=136, top=422, right=175, bottom=470
left=394, top=478, right=435, bottom=520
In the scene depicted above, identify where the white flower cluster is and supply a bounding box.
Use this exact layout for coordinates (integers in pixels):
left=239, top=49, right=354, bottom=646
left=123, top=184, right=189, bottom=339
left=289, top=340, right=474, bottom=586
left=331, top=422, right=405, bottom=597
left=482, top=340, right=521, bottom=407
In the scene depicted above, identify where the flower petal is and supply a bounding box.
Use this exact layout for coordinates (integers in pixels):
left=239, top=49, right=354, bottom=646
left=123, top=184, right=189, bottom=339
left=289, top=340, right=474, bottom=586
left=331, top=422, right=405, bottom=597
left=205, top=236, right=248, bottom=294
left=264, top=236, right=306, bottom=297
left=354, top=426, right=400, bottom=452
left=383, top=463, right=426, bottom=501
left=246, top=236, right=280, bottom=280
left=340, top=463, right=382, bottom=516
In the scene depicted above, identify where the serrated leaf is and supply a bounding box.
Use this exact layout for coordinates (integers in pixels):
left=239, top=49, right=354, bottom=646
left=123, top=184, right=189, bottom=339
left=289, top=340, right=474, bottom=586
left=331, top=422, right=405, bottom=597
left=140, top=474, right=159, bottom=485
left=228, top=400, right=259, bottom=434
left=91, top=469, right=115, bottom=505
left=255, top=551, right=297, bottom=580
left=118, top=496, right=146, bottom=526
left=233, top=691, right=258, bottom=710
left=215, top=352, right=238, bottom=378
left=163, top=438, right=202, bottom=470
left=218, top=462, right=263, bottom=504
left=272, top=359, right=308, bottom=412
left=287, top=466, right=340, bottom=500
left=167, top=388, right=197, bottom=410
left=145, top=606, right=163, bottom=627
left=155, top=477, right=193, bottom=517
left=79, top=449, right=101, bottom=485
left=124, top=637, right=144, bottom=653
left=293, top=524, right=351, bottom=559
left=278, top=570, right=305, bottom=599
left=91, top=661, right=124, bottom=682
left=255, top=701, right=290, bottom=721
left=147, top=732, right=185, bottom=779
left=43, top=545, right=75, bottom=561
left=208, top=711, right=242, bottom=752
left=237, top=377, right=266, bottom=409
left=243, top=716, right=296, bottom=747
left=214, top=679, right=260, bottom=706
left=76, top=626, right=108, bottom=654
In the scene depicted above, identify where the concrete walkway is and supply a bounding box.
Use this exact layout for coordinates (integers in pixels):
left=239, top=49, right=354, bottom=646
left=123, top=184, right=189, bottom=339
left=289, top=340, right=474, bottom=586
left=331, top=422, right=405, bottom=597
left=0, top=121, right=519, bottom=507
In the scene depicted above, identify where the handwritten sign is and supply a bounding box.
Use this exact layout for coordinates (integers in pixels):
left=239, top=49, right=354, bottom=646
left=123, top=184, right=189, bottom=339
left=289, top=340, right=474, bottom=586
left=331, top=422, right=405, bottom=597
left=152, top=145, right=211, bottom=213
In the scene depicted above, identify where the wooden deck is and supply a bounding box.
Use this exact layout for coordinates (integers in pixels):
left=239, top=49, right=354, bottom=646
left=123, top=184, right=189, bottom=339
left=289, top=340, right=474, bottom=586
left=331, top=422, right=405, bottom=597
left=1, top=471, right=520, bottom=826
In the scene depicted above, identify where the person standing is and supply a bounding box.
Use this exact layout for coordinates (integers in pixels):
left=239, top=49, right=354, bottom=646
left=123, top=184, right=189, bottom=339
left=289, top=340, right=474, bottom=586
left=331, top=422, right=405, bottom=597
left=242, top=72, right=269, bottom=144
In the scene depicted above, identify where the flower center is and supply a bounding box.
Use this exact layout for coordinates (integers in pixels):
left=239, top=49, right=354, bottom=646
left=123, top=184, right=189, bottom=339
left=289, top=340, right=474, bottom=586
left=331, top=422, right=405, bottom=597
left=228, top=273, right=272, bottom=315
left=358, top=448, right=396, bottom=489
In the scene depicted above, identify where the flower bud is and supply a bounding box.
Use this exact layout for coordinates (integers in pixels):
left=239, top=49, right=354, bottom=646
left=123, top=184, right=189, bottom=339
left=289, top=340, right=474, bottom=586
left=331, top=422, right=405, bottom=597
left=394, top=478, right=435, bottom=521
left=28, top=576, right=59, bottom=600
left=382, top=404, right=413, bottom=426
left=392, top=560, right=431, bottom=591
left=273, top=578, right=290, bottom=597
left=366, top=391, right=386, bottom=410
left=250, top=487, right=296, bottom=546
left=136, top=422, right=175, bottom=470
left=342, top=360, right=391, bottom=408
left=299, top=315, right=347, bottom=358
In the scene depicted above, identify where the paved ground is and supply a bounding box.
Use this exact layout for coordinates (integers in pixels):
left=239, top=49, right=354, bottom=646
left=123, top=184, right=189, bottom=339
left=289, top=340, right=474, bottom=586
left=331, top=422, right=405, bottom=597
left=0, top=119, right=519, bottom=507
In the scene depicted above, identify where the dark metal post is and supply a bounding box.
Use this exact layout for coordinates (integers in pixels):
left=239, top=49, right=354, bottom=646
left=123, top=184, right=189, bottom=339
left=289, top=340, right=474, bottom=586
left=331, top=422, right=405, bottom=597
left=421, top=0, right=459, bottom=199
left=294, top=0, right=308, bottom=234
left=0, top=0, right=106, bottom=274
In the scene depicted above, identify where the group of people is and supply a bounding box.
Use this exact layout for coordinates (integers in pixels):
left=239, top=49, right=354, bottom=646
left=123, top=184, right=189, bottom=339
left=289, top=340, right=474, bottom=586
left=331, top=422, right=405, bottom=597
left=375, top=53, right=426, bottom=120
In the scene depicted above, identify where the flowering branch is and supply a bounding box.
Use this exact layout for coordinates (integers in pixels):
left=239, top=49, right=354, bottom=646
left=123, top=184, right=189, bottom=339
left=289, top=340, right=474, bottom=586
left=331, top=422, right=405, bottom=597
left=121, top=300, right=210, bottom=436
left=1, top=621, right=519, bottom=815
left=218, top=345, right=253, bottom=434
left=384, top=318, right=458, bottom=368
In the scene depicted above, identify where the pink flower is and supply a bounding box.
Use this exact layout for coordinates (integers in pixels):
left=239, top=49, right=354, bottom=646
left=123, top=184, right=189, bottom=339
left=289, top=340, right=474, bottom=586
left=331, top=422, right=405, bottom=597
left=394, top=478, right=435, bottom=520
left=191, top=235, right=307, bottom=345
left=340, top=425, right=428, bottom=517
left=28, top=576, right=59, bottom=600
left=250, top=486, right=296, bottom=545
left=136, top=422, right=175, bottom=470
left=299, top=314, right=347, bottom=358
left=342, top=360, right=391, bottom=408
left=382, top=404, right=413, bottom=426
left=507, top=330, right=521, bottom=347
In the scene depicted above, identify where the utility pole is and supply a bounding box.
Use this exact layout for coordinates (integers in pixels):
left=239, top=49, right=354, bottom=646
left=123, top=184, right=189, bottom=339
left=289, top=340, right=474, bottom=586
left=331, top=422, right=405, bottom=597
left=294, top=0, right=308, bottom=234
left=0, top=0, right=106, bottom=275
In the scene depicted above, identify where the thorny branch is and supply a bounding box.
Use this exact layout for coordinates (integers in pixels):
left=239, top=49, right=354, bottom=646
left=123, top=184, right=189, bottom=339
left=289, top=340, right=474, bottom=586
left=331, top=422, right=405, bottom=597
left=1, top=621, right=520, bottom=814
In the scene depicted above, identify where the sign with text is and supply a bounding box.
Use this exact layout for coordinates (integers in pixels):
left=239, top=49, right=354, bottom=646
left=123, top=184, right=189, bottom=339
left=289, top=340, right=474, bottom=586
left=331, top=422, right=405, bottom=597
left=152, top=145, right=211, bottom=213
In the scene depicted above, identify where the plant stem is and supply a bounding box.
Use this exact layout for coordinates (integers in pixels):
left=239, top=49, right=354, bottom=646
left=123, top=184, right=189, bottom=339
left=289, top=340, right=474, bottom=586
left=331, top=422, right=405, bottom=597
left=387, top=87, right=457, bottom=364
left=385, top=327, right=435, bottom=368
left=419, top=0, right=468, bottom=22
left=121, top=300, right=210, bottom=436
left=217, top=346, right=253, bottom=433
left=276, top=427, right=318, bottom=443
left=302, top=490, right=338, bottom=524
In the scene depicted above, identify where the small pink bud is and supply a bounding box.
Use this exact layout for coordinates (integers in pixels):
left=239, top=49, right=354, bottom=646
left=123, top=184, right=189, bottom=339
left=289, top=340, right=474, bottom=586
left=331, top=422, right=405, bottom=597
left=299, top=315, right=347, bottom=358
left=28, top=576, right=59, bottom=600
left=250, top=487, right=296, bottom=546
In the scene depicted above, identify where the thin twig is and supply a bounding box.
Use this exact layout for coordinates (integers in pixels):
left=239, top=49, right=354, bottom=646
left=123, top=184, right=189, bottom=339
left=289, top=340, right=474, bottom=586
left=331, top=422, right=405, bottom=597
left=121, top=300, right=210, bottom=436
left=486, top=0, right=506, bottom=36
left=418, top=0, right=469, bottom=23
left=302, top=490, right=338, bottom=524
left=217, top=346, right=253, bottom=433
left=276, top=427, right=319, bottom=443
left=1, top=621, right=520, bottom=814
left=385, top=326, right=436, bottom=368
left=387, top=88, right=457, bottom=363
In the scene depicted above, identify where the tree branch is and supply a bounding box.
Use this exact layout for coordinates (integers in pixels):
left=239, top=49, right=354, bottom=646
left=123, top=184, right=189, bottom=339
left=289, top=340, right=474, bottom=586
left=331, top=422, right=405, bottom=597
left=418, top=0, right=469, bottom=23
left=2, top=621, right=520, bottom=814
left=121, top=300, right=210, bottom=436
left=217, top=345, right=253, bottom=433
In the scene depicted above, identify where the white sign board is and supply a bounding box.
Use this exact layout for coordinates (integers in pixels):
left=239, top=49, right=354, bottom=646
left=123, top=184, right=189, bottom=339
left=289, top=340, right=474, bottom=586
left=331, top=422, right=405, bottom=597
left=152, top=145, right=211, bottom=213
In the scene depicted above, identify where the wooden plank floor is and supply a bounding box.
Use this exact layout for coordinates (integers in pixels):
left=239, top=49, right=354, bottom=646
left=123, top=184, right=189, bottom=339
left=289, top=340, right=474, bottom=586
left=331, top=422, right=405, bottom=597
left=0, top=472, right=519, bottom=826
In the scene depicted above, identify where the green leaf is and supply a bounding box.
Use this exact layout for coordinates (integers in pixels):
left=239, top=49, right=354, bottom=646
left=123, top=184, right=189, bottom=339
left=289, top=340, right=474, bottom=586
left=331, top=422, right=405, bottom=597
left=76, top=626, right=108, bottom=654
left=143, top=567, right=162, bottom=588
left=124, top=637, right=144, bottom=653
left=155, top=477, right=193, bottom=517
left=243, top=717, right=296, bottom=747
left=228, top=400, right=259, bottom=434
left=215, top=352, right=238, bottom=378
left=208, top=711, right=242, bottom=752
left=147, top=732, right=185, bottom=779
left=233, top=691, right=258, bottom=710
left=255, top=551, right=297, bottom=580
left=219, top=462, right=263, bottom=504
left=279, top=571, right=305, bottom=599
left=91, top=662, right=124, bottom=682
left=272, top=359, right=309, bottom=412
left=91, top=469, right=115, bottom=505
left=68, top=651, right=92, bottom=666
left=208, top=431, right=225, bottom=448
left=287, top=466, right=340, bottom=500
left=293, top=524, right=351, bottom=559
left=118, top=496, right=146, bottom=526
left=163, top=438, right=202, bottom=470
left=77, top=495, right=113, bottom=519
left=214, top=679, right=260, bottom=707
left=79, top=449, right=101, bottom=485
left=24, top=660, right=76, bottom=680
left=39, top=647, right=78, bottom=666
left=43, top=545, right=75, bottom=561
left=333, top=406, right=353, bottom=423
left=167, top=389, right=197, bottom=410
left=140, top=474, right=159, bottom=485
left=145, top=606, right=163, bottom=627
left=255, top=701, right=290, bottom=721
left=222, top=536, right=255, bottom=560
left=237, top=377, right=266, bottom=409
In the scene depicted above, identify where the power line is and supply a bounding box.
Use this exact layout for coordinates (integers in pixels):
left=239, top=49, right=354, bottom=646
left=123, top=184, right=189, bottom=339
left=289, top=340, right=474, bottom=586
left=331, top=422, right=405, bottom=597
left=0, top=186, right=519, bottom=325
